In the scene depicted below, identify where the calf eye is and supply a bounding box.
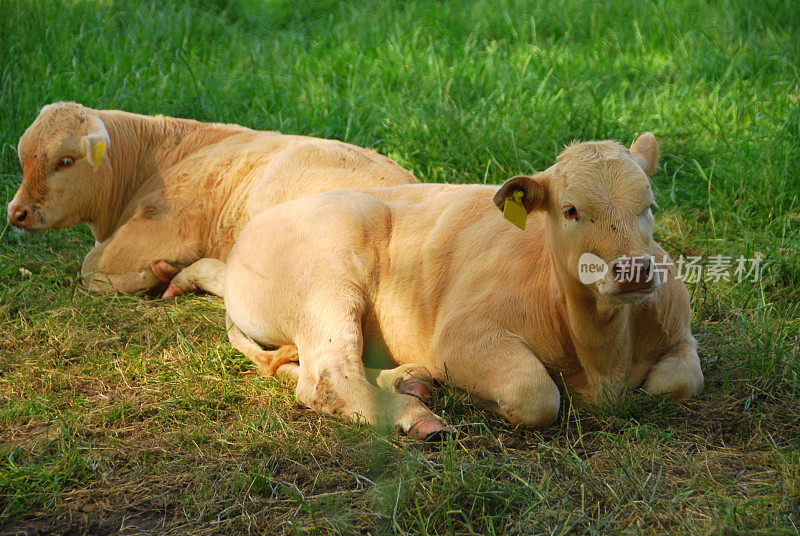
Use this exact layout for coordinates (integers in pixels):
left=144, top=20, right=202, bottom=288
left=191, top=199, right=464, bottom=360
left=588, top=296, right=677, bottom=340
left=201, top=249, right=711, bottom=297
left=562, top=203, right=580, bottom=221
left=56, top=157, right=74, bottom=170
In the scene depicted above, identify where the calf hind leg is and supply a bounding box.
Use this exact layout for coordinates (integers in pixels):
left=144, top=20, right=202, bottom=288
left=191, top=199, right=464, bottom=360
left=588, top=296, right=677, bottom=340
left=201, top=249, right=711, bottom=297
left=225, top=324, right=435, bottom=405
left=370, top=364, right=436, bottom=405
left=296, top=318, right=446, bottom=440
left=162, top=258, right=226, bottom=298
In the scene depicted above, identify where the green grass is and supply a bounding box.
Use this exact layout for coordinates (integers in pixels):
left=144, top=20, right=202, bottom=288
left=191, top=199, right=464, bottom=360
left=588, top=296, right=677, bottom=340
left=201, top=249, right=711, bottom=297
left=1, top=0, right=798, bottom=534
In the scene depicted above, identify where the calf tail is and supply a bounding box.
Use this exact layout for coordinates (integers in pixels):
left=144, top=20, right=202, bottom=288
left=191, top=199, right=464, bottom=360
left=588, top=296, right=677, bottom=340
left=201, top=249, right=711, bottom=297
left=226, top=315, right=299, bottom=377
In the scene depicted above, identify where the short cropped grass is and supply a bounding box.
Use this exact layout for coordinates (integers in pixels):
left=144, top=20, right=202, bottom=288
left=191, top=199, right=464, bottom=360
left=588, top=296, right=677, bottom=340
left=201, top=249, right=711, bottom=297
left=1, top=0, right=798, bottom=534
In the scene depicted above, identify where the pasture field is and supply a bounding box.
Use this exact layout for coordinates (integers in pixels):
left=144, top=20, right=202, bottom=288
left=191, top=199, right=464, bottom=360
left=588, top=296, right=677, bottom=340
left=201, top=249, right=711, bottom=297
left=1, top=0, right=798, bottom=534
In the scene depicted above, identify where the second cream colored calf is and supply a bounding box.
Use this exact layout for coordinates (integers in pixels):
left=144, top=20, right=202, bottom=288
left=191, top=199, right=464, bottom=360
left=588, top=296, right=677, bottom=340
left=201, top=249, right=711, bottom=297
left=193, top=133, right=703, bottom=438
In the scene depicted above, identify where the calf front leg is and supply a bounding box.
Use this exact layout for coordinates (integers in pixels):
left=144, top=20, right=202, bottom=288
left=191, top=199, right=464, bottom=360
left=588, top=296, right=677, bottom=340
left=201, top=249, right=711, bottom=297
left=81, top=212, right=202, bottom=295
left=642, top=338, right=704, bottom=399
left=82, top=244, right=165, bottom=295
left=436, top=334, right=561, bottom=428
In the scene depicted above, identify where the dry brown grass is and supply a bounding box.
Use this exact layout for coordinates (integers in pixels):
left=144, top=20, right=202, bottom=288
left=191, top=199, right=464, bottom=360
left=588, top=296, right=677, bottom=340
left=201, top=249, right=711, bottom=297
left=1, top=244, right=798, bottom=534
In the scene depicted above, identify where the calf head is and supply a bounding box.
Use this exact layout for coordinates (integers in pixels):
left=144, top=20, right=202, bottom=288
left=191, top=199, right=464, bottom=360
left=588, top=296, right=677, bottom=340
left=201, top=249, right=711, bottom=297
left=8, top=102, right=110, bottom=231
left=494, top=133, right=661, bottom=304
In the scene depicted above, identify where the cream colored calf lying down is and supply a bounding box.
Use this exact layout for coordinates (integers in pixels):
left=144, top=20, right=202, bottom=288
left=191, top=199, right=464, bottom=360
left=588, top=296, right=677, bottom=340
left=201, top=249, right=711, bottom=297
left=7, top=102, right=416, bottom=295
left=178, top=133, right=704, bottom=439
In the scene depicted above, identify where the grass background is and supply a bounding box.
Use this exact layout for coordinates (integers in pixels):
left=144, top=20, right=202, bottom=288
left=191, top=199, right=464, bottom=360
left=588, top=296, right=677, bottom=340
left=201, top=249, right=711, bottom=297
left=1, top=0, right=798, bottom=534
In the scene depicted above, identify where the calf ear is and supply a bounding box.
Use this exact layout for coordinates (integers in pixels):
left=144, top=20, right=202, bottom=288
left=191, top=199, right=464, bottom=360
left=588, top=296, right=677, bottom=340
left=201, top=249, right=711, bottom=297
left=80, top=134, right=107, bottom=170
left=630, top=132, right=659, bottom=176
left=493, top=174, right=549, bottom=213
left=79, top=111, right=110, bottom=171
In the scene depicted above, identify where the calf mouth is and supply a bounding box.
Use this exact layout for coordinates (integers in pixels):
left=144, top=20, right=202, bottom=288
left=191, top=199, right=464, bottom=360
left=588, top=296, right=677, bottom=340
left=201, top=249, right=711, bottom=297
left=613, top=284, right=657, bottom=302
left=596, top=273, right=660, bottom=301
left=617, top=282, right=656, bottom=294
left=9, top=221, right=47, bottom=233
left=617, top=287, right=654, bottom=296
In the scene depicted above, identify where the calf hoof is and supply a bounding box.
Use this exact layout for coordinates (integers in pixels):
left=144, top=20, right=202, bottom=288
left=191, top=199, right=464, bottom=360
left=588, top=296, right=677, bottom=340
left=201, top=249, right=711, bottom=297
left=162, top=281, right=186, bottom=298
left=397, top=378, right=433, bottom=405
left=407, top=419, right=454, bottom=442
left=151, top=260, right=180, bottom=283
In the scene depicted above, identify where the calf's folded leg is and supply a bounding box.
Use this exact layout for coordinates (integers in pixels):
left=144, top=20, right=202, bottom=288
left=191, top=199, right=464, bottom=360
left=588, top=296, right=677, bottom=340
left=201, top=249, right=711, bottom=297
left=226, top=312, right=442, bottom=437
left=81, top=213, right=202, bottom=295
left=370, top=364, right=436, bottom=405
left=436, top=334, right=561, bottom=428
left=642, top=338, right=704, bottom=398
left=82, top=243, right=163, bottom=294
left=163, top=258, right=226, bottom=298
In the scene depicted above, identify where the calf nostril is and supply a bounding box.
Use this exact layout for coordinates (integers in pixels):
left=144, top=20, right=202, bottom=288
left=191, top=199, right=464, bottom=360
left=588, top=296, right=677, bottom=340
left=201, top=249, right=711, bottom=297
left=14, top=208, right=28, bottom=224
left=642, top=258, right=652, bottom=275
left=630, top=257, right=653, bottom=283
left=612, top=258, right=651, bottom=282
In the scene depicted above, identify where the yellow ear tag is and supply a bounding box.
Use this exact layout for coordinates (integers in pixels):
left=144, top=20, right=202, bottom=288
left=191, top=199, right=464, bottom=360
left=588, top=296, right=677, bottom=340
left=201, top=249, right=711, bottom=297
left=92, top=141, right=105, bottom=170
left=502, top=190, right=527, bottom=230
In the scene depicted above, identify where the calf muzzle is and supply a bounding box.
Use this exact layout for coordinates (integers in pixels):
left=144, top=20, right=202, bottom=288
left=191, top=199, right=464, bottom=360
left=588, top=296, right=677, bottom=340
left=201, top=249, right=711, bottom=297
left=7, top=202, right=30, bottom=228
left=612, top=255, right=656, bottom=294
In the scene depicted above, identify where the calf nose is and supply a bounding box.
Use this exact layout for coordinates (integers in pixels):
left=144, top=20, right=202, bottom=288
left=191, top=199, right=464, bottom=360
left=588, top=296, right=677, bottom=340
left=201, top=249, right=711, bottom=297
left=637, top=257, right=652, bottom=281
left=612, top=256, right=653, bottom=284
left=7, top=204, right=29, bottom=227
